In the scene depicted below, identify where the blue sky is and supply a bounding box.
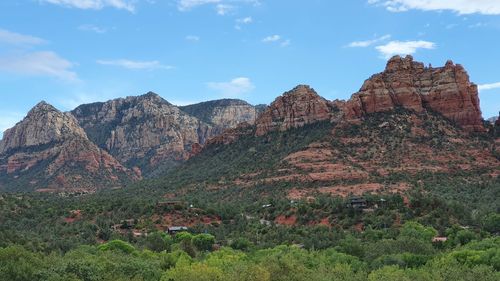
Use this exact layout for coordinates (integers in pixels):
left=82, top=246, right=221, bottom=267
left=1, top=0, right=499, bottom=135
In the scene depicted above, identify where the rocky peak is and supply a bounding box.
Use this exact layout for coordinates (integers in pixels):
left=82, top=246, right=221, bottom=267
left=384, top=55, right=425, bottom=73
left=344, top=56, right=485, bottom=132
left=255, top=85, right=338, bottom=136
left=0, top=102, right=87, bottom=154
left=180, top=99, right=259, bottom=131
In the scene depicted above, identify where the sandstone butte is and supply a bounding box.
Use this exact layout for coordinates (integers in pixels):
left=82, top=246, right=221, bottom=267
left=251, top=55, right=485, bottom=137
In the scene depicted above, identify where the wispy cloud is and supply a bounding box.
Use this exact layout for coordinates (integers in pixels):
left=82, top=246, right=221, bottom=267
left=347, top=34, right=391, bottom=48
left=177, top=0, right=260, bottom=15
left=262, top=35, right=291, bottom=47
left=40, top=0, right=136, bottom=12
left=207, top=77, right=255, bottom=97
left=375, top=40, right=436, bottom=58
left=97, top=59, right=174, bottom=70
left=235, top=16, right=253, bottom=30
left=0, top=51, right=79, bottom=82
left=185, top=35, right=200, bottom=42
left=78, top=24, right=107, bottom=34
left=0, top=28, right=47, bottom=46
left=368, top=0, right=500, bottom=15
left=216, top=4, right=233, bottom=15
left=478, top=82, right=500, bottom=91
left=237, top=16, right=253, bottom=24
left=178, top=0, right=221, bottom=11
left=262, top=35, right=281, bottom=43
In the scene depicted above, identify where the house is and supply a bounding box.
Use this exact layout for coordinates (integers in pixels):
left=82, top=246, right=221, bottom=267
left=347, top=197, right=367, bottom=209
left=121, top=219, right=136, bottom=228
left=432, top=237, right=448, bottom=243
left=157, top=200, right=185, bottom=207
left=167, top=226, right=189, bottom=235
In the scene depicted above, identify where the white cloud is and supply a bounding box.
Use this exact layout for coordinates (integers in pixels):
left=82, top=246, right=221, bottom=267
left=348, top=34, right=391, bottom=48
left=185, top=35, right=200, bottom=42
left=262, top=35, right=291, bottom=47
left=280, top=39, right=291, bottom=47
left=178, top=0, right=221, bottom=11
left=216, top=4, right=233, bottom=15
left=207, top=77, right=255, bottom=97
left=0, top=28, right=47, bottom=46
left=235, top=17, right=252, bottom=29
left=177, top=0, right=260, bottom=14
left=237, top=16, right=253, bottom=24
left=78, top=24, right=107, bottom=34
left=375, top=40, right=436, bottom=58
left=0, top=51, right=78, bottom=82
left=40, top=0, right=135, bottom=12
left=97, top=59, right=174, bottom=70
left=262, top=35, right=281, bottom=43
left=478, top=82, right=500, bottom=91
left=368, top=0, right=500, bottom=15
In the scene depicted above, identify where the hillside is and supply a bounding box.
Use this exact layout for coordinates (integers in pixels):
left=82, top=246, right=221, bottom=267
left=151, top=56, right=499, bottom=201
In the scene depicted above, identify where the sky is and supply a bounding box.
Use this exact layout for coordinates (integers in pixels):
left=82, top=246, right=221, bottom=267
left=0, top=0, right=499, bottom=136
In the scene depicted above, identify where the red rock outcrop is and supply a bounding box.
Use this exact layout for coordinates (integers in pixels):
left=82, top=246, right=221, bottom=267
left=255, top=85, right=339, bottom=136
left=343, top=55, right=484, bottom=132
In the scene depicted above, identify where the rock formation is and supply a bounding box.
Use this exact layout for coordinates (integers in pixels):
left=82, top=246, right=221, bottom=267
left=180, top=99, right=261, bottom=134
left=255, top=85, right=340, bottom=136
left=343, top=55, right=484, bottom=132
left=71, top=92, right=213, bottom=170
left=71, top=93, right=263, bottom=172
left=0, top=102, right=136, bottom=191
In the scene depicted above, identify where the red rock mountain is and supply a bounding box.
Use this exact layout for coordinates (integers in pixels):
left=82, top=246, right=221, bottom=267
left=255, top=85, right=340, bottom=136
left=342, top=55, right=484, bottom=132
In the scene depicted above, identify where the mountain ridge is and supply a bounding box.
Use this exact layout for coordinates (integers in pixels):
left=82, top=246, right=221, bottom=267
left=0, top=56, right=496, bottom=192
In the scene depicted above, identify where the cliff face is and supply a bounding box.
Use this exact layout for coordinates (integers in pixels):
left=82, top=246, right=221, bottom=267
left=0, top=102, right=136, bottom=191
left=343, top=55, right=484, bottom=132
left=180, top=99, right=260, bottom=135
left=71, top=92, right=213, bottom=170
left=0, top=102, right=87, bottom=153
left=255, top=85, right=340, bottom=136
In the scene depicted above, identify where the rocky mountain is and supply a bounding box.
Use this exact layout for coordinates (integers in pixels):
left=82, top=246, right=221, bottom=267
left=342, top=55, right=484, bottom=132
left=71, top=93, right=262, bottom=174
left=0, top=102, right=136, bottom=192
left=71, top=93, right=212, bottom=172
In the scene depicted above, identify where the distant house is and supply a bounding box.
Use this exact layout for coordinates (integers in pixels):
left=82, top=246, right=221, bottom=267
left=157, top=200, right=185, bottom=207
left=432, top=237, right=448, bottom=243
left=167, top=226, right=189, bottom=235
left=347, top=197, right=367, bottom=209
left=121, top=219, right=136, bottom=228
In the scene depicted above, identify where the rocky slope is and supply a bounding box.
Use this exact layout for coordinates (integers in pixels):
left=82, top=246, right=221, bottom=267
left=0, top=102, right=136, bottom=192
left=342, top=55, right=484, bottom=132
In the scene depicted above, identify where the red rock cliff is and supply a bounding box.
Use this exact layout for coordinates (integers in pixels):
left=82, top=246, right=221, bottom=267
left=343, top=55, right=484, bottom=132
left=255, top=85, right=339, bottom=136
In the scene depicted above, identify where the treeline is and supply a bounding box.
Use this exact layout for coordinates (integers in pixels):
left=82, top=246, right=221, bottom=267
left=1, top=224, right=499, bottom=281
